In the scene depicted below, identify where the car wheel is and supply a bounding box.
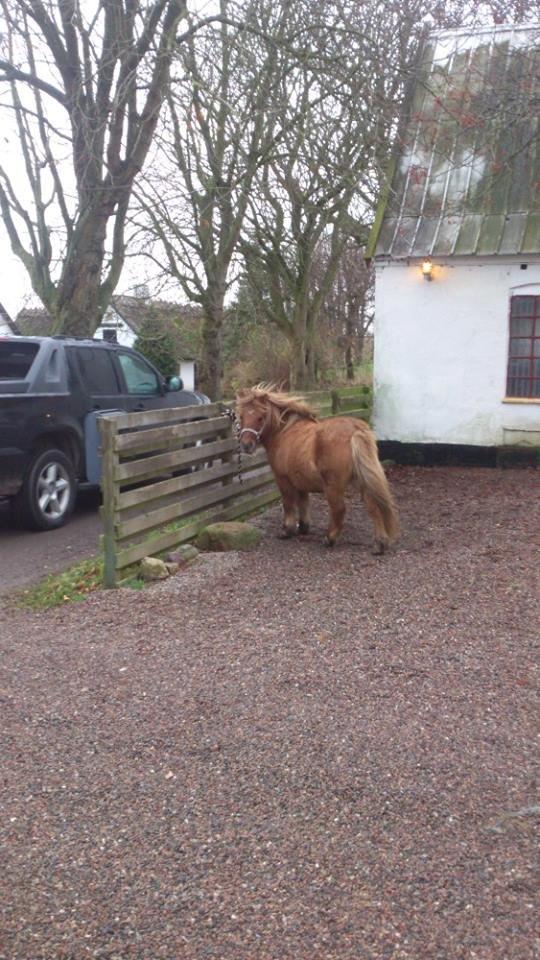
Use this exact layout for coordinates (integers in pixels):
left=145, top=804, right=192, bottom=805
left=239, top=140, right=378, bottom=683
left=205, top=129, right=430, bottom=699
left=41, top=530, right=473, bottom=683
left=13, top=448, right=77, bottom=530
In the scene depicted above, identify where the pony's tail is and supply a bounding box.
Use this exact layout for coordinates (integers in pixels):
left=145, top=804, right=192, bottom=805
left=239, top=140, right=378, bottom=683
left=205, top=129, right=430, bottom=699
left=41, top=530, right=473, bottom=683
left=350, top=429, right=399, bottom=543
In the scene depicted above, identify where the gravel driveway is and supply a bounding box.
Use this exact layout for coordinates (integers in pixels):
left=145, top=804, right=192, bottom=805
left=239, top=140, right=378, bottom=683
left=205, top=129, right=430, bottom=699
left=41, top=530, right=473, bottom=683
left=1, top=466, right=538, bottom=960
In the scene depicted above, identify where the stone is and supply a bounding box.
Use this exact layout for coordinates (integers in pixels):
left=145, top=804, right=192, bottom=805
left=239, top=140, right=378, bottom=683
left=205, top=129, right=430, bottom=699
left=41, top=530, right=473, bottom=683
left=139, top=556, right=170, bottom=581
left=166, top=545, right=199, bottom=564
left=195, top=521, right=262, bottom=552
left=380, top=459, right=396, bottom=470
left=165, top=562, right=180, bottom=575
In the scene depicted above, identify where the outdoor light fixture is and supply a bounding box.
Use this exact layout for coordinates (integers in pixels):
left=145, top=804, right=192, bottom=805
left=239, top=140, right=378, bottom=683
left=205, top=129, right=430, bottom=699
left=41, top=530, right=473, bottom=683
left=422, top=257, right=433, bottom=281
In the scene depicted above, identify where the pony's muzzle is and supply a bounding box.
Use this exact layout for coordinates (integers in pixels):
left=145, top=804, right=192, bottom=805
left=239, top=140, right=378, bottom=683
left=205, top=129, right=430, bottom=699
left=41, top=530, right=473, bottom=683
left=240, top=437, right=257, bottom=454
left=239, top=427, right=260, bottom=454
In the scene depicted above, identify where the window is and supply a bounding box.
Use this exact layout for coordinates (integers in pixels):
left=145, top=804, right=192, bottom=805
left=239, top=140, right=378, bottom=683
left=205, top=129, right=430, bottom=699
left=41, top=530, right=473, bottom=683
left=117, top=351, right=160, bottom=395
left=102, top=328, right=117, bottom=343
left=506, top=296, right=540, bottom=399
left=0, top=341, right=39, bottom=379
left=74, top=347, right=120, bottom=395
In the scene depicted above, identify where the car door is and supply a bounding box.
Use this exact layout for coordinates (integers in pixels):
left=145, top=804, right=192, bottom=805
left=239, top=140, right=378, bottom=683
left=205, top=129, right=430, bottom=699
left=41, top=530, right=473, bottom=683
left=68, top=345, right=123, bottom=413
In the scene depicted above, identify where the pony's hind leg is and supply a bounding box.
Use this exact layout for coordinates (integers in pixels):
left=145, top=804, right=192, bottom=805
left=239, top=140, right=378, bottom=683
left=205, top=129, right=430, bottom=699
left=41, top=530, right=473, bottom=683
left=323, top=481, right=346, bottom=547
left=298, top=492, right=310, bottom=534
left=362, top=491, right=390, bottom=555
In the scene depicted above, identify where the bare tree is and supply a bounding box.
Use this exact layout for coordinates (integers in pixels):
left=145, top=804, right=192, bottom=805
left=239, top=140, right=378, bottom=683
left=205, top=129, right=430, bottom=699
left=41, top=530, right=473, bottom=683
left=0, top=0, right=187, bottom=335
left=239, top=0, right=430, bottom=387
left=314, top=239, right=374, bottom=382
left=133, top=0, right=297, bottom=398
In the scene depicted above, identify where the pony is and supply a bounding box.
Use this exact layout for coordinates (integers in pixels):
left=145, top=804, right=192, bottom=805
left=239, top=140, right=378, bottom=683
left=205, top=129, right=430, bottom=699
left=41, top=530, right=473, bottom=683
left=235, top=385, right=399, bottom=553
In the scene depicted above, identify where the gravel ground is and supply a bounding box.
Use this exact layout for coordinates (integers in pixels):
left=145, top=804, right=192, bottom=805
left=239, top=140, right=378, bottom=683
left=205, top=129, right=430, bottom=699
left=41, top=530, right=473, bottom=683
left=1, top=466, right=538, bottom=960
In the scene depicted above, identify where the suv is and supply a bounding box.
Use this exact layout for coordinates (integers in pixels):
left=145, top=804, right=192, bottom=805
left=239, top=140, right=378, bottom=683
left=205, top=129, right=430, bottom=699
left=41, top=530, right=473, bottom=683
left=0, top=336, right=209, bottom=530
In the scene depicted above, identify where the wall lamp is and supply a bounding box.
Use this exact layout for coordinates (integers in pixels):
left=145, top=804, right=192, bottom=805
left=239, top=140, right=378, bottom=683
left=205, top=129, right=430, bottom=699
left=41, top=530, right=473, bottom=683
left=422, top=257, right=434, bottom=281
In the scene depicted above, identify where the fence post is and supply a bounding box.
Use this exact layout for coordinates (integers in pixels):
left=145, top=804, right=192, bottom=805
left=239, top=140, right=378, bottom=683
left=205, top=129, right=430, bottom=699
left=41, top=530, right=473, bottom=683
left=99, top=415, right=119, bottom=588
left=331, top=390, right=341, bottom=415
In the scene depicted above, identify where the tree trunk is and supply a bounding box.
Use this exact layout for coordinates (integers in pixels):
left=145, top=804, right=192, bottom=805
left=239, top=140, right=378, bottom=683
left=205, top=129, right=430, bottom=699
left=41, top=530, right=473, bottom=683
left=291, top=335, right=318, bottom=390
left=345, top=311, right=355, bottom=381
left=289, top=295, right=317, bottom=390
left=53, top=207, right=110, bottom=336
left=200, top=290, right=226, bottom=399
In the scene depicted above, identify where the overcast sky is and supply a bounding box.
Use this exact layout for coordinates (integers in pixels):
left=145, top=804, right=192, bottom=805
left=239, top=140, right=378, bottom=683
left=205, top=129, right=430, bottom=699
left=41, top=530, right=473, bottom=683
left=0, top=235, right=32, bottom=318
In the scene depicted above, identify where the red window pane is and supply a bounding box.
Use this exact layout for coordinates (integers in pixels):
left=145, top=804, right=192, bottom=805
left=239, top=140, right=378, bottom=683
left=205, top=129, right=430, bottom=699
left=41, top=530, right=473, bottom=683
left=510, top=316, right=533, bottom=336
left=511, top=296, right=536, bottom=317
left=508, top=358, right=531, bottom=378
left=509, top=337, right=533, bottom=357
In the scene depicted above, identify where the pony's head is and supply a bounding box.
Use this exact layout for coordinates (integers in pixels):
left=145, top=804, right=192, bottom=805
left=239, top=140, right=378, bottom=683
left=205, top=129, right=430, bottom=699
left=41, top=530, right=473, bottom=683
left=235, top=384, right=316, bottom=453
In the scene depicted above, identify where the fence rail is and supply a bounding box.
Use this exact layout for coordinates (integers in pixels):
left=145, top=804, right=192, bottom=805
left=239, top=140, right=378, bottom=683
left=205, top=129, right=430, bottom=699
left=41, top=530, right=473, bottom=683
left=98, top=386, right=371, bottom=587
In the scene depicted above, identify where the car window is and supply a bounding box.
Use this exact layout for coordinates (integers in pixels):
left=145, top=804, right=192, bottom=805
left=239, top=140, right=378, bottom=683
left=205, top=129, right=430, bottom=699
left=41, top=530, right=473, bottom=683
left=0, top=341, right=39, bottom=379
left=74, top=347, right=120, bottom=395
left=117, top=352, right=160, bottom=395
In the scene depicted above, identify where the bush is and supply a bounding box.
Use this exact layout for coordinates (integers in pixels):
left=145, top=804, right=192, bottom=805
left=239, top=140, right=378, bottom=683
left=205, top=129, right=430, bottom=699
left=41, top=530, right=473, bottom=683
left=134, top=316, right=179, bottom=378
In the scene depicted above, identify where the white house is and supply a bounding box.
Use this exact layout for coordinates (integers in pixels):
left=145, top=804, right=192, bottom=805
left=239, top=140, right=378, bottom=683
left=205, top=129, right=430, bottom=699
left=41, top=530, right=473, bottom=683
left=15, top=295, right=199, bottom=389
left=368, top=24, right=540, bottom=456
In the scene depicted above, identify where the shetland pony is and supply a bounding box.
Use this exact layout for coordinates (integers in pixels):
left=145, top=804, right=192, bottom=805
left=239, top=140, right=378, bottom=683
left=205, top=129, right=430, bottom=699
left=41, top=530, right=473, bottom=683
left=235, top=385, right=399, bottom=553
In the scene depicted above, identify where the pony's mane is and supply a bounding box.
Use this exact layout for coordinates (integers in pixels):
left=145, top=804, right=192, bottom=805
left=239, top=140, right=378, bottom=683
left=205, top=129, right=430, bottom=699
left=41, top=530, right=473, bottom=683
left=236, top=383, right=317, bottom=426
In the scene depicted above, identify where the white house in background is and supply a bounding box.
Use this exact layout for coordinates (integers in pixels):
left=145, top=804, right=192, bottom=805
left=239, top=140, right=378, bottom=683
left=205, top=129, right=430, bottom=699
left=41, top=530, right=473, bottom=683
left=367, top=23, right=540, bottom=455
left=15, top=295, right=200, bottom=389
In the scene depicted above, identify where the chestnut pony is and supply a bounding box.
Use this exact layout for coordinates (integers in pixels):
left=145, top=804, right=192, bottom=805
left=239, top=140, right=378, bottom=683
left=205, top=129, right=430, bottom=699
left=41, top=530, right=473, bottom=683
left=235, top=385, right=399, bottom=553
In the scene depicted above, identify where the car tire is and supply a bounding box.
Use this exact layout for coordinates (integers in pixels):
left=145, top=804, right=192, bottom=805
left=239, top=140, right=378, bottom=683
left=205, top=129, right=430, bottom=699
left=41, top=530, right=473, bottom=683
left=13, top=448, right=77, bottom=531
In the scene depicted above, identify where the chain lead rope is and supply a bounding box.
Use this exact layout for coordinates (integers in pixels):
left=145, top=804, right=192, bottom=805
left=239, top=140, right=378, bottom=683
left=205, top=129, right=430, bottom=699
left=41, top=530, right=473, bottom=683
left=220, top=403, right=243, bottom=485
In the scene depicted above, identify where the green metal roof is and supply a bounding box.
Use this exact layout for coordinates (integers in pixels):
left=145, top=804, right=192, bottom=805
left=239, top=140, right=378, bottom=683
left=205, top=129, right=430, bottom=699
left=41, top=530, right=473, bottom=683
left=369, top=24, right=540, bottom=259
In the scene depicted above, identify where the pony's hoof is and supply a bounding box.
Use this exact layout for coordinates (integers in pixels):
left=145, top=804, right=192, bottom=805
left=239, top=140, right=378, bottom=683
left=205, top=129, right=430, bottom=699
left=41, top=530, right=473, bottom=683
left=278, top=529, right=296, bottom=540
left=372, top=540, right=387, bottom=556
left=324, top=535, right=336, bottom=548
left=298, top=522, right=310, bottom=535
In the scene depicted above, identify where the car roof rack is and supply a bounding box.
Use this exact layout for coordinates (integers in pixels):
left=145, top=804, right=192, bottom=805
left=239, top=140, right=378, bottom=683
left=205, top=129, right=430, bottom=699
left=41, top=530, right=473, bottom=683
left=51, top=335, right=103, bottom=342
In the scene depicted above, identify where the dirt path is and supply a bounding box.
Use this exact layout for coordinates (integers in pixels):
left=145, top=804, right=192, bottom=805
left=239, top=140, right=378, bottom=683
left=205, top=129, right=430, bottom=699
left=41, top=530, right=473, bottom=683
left=1, top=467, right=538, bottom=960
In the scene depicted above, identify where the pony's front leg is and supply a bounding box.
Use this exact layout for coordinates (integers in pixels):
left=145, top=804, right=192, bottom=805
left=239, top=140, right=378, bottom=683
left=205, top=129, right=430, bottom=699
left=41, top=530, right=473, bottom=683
left=297, top=492, right=310, bottom=534
left=276, top=478, right=299, bottom=539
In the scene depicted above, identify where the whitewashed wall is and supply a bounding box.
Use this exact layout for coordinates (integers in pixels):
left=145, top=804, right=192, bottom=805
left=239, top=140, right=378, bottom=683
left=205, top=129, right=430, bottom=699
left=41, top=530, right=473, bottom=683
left=373, top=258, right=540, bottom=447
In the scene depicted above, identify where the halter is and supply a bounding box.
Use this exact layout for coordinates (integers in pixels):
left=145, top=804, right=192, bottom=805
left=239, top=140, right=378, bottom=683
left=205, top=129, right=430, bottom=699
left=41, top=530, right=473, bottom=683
left=238, top=425, right=263, bottom=443
left=238, top=408, right=270, bottom=446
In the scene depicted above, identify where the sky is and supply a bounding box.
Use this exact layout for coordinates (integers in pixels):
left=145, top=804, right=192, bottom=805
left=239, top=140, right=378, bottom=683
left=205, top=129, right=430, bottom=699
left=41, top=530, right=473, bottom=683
left=0, top=235, right=33, bottom=318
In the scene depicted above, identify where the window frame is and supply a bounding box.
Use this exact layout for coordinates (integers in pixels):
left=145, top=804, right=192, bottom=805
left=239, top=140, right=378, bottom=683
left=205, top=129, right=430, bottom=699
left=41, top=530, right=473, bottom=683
left=115, top=349, right=163, bottom=396
left=505, top=294, right=540, bottom=401
left=70, top=346, right=122, bottom=397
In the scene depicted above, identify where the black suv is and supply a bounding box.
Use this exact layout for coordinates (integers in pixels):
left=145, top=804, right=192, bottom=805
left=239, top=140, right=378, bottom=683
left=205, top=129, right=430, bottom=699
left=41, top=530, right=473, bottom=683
left=0, top=336, right=209, bottom=530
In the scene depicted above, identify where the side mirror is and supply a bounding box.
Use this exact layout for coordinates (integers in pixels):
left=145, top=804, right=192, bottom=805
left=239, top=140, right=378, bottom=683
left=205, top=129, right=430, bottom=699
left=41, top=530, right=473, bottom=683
left=166, top=375, right=183, bottom=392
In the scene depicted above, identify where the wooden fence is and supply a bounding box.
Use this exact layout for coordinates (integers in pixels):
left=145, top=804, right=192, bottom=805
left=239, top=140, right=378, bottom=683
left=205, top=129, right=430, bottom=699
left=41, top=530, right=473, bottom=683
left=98, top=386, right=371, bottom=587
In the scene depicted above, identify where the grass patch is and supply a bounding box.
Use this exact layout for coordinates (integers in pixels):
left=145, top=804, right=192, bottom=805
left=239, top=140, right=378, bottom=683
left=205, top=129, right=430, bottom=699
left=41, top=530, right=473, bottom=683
left=18, top=555, right=144, bottom=610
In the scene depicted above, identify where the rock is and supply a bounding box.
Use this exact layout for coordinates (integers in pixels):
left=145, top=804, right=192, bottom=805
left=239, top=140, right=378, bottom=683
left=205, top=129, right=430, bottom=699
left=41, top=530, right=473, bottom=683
left=166, top=545, right=199, bottom=565
left=165, top=562, right=180, bottom=575
left=195, top=521, right=262, bottom=552
left=139, top=556, right=170, bottom=581
left=381, top=459, right=396, bottom=470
